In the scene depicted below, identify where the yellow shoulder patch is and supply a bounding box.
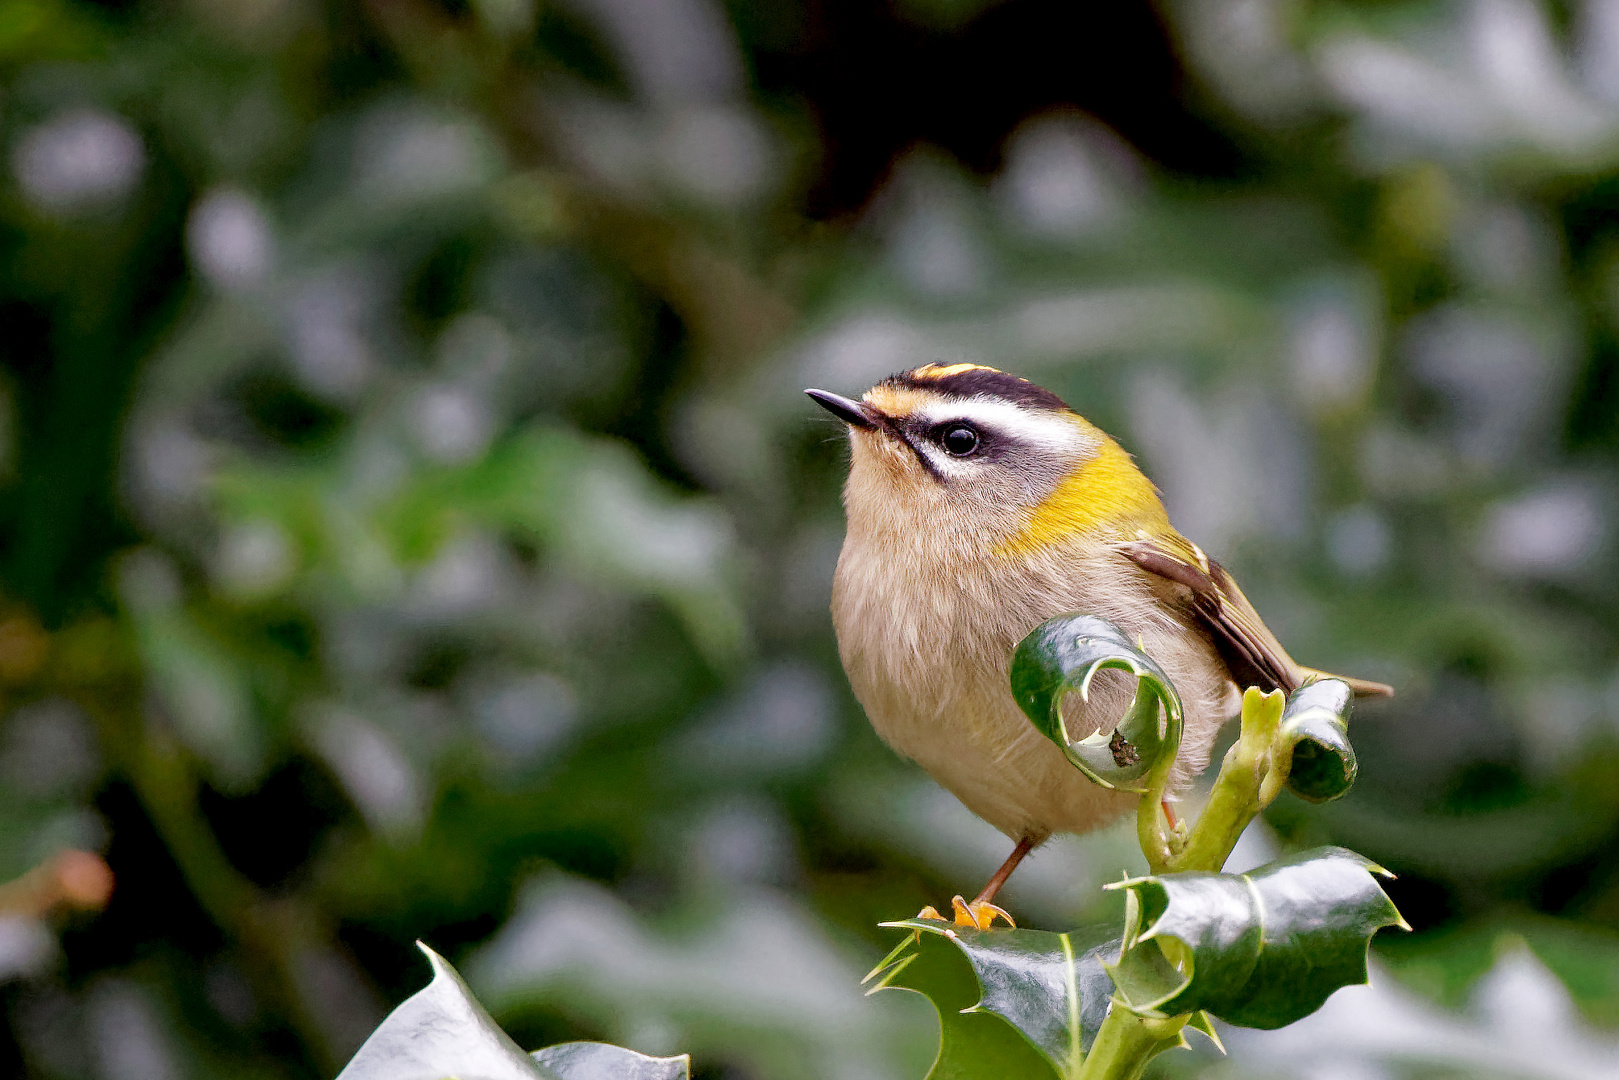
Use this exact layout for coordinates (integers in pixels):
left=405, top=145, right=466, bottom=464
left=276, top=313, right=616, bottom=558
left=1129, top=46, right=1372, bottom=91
left=993, top=437, right=1168, bottom=558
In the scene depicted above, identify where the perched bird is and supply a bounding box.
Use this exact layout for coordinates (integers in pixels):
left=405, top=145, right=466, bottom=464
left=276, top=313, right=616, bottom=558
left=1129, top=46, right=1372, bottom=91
left=808, top=364, right=1389, bottom=929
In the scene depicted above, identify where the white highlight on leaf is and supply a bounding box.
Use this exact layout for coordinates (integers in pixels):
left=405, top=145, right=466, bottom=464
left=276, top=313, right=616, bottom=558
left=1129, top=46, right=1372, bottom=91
left=0, top=697, right=101, bottom=800
left=1225, top=947, right=1619, bottom=1080
left=284, top=266, right=378, bottom=401
left=656, top=104, right=772, bottom=205
left=354, top=107, right=497, bottom=202
left=468, top=874, right=915, bottom=1079
left=411, top=383, right=494, bottom=464
left=308, top=706, right=424, bottom=840
left=187, top=188, right=274, bottom=290
left=1326, top=505, right=1392, bottom=578
left=89, top=981, right=181, bottom=1080
left=997, top=113, right=1137, bottom=238
left=0, top=918, right=56, bottom=983
left=337, top=944, right=546, bottom=1080
left=676, top=662, right=836, bottom=775
left=213, top=520, right=296, bottom=599
left=13, top=110, right=145, bottom=214
left=1478, top=484, right=1606, bottom=577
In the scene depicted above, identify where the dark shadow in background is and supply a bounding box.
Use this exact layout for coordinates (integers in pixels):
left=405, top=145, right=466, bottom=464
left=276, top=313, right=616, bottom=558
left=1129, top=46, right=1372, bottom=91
left=746, top=0, right=1247, bottom=218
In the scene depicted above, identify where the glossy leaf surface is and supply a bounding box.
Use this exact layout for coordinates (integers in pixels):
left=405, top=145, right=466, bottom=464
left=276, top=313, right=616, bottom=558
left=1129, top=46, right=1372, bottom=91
left=336, top=943, right=691, bottom=1080
left=1279, top=679, right=1357, bottom=802
left=1010, top=614, right=1183, bottom=791
left=1106, top=847, right=1408, bottom=1029
left=532, top=1042, right=690, bottom=1080
left=338, top=942, right=557, bottom=1080
left=869, top=919, right=1117, bottom=1078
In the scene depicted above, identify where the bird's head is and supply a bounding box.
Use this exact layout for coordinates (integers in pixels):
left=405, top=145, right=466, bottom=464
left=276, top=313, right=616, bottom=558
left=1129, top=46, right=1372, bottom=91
left=808, top=364, right=1168, bottom=556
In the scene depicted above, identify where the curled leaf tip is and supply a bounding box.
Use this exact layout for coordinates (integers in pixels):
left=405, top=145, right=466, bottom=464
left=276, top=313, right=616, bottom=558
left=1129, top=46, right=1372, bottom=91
left=1278, top=679, right=1359, bottom=803
left=1010, top=614, right=1184, bottom=792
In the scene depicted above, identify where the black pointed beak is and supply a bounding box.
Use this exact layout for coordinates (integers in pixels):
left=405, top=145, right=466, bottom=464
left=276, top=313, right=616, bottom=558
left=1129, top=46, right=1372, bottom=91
left=806, top=389, right=883, bottom=430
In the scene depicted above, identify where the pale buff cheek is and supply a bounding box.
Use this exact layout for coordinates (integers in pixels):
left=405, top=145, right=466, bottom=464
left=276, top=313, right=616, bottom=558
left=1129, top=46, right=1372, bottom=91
left=845, top=434, right=918, bottom=507
left=845, top=439, right=1045, bottom=565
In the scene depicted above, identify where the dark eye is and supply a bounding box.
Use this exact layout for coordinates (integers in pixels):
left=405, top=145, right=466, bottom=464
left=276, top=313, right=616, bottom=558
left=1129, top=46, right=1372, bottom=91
left=939, top=424, right=980, bottom=457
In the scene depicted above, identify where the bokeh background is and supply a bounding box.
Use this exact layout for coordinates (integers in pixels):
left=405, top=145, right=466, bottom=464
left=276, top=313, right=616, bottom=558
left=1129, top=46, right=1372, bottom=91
left=2, top=0, right=1619, bottom=1076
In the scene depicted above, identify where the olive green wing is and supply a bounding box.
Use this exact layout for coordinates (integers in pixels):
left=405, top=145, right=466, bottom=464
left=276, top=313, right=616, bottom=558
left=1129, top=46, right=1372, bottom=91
left=1116, top=534, right=1392, bottom=699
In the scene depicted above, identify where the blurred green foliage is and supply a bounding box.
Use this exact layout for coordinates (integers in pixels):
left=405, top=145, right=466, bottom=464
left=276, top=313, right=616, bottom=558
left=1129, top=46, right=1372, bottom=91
left=2, top=0, right=1619, bottom=1078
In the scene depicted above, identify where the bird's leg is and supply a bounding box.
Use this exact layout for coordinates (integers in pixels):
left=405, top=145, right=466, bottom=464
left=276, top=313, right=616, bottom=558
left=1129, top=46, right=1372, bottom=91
left=919, top=837, right=1035, bottom=930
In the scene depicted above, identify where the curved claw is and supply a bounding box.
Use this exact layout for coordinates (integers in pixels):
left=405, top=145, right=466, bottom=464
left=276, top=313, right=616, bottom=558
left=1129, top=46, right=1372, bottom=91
left=951, top=895, right=1016, bottom=930
left=916, top=904, right=948, bottom=922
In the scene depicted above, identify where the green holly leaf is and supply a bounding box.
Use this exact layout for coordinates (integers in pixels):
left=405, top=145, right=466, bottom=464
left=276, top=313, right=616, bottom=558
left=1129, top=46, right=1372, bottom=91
left=866, top=919, right=1117, bottom=1078
left=337, top=942, right=691, bottom=1080
left=1105, top=847, right=1409, bottom=1029
left=1278, top=679, right=1357, bottom=802
left=338, top=942, right=558, bottom=1080
left=1010, top=614, right=1183, bottom=792
left=532, top=1042, right=690, bottom=1080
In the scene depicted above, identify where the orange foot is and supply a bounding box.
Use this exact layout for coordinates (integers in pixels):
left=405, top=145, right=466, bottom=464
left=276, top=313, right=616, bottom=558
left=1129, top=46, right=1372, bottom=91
left=916, top=896, right=1016, bottom=930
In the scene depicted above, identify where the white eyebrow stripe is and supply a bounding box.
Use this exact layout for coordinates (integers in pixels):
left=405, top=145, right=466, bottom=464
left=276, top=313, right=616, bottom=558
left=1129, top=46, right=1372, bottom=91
left=915, top=397, right=1090, bottom=454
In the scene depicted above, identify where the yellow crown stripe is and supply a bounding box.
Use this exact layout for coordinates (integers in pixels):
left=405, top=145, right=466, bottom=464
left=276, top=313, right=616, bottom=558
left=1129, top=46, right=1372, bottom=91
left=914, top=362, right=1000, bottom=379
left=993, top=438, right=1168, bottom=557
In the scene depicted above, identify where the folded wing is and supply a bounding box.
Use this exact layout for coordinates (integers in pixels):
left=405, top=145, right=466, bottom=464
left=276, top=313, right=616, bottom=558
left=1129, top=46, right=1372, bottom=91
left=1117, top=534, right=1392, bottom=699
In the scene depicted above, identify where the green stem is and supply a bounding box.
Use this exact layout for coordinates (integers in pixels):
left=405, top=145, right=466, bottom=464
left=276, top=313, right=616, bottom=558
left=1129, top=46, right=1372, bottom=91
left=1097, top=688, right=1294, bottom=1077
left=1168, top=687, right=1286, bottom=873
left=1134, top=757, right=1178, bottom=873
left=1076, top=1002, right=1187, bottom=1080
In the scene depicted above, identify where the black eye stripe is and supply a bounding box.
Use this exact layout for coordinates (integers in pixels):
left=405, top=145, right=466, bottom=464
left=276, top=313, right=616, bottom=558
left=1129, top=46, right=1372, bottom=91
left=895, top=417, right=1015, bottom=476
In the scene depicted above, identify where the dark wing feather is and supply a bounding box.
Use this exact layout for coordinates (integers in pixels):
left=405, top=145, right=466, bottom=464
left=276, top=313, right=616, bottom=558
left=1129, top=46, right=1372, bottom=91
left=1117, top=535, right=1392, bottom=699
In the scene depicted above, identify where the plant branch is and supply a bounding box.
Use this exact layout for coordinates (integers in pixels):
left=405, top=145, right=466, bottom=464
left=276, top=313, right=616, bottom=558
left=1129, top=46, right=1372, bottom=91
left=1077, top=1003, right=1187, bottom=1080
left=1168, top=687, right=1287, bottom=873
left=1134, top=757, right=1181, bottom=874
left=1088, top=688, right=1293, bottom=1074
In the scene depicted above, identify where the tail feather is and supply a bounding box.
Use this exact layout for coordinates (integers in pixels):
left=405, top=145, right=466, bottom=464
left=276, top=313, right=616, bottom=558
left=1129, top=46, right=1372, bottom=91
left=1300, top=666, right=1393, bottom=698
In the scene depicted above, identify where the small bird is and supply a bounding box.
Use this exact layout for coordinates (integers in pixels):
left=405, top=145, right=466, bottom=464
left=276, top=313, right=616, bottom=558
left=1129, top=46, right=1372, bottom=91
left=808, top=364, right=1389, bottom=930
